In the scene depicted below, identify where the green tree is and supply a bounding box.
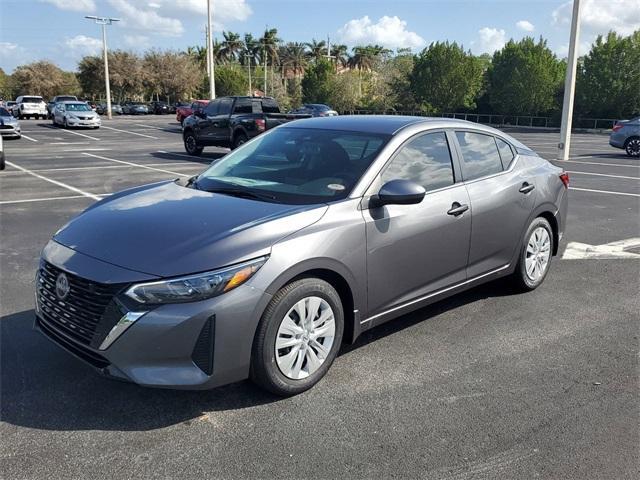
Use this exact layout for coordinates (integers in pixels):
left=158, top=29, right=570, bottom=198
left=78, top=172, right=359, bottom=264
left=10, top=61, right=76, bottom=99
left=301, top=59, right=334, bottom=104
left=487, top=37, right=564, bottom=115
left=214, top=65, right=248, bottom=97
left=410, top=41, right=483, bottom=113
left=577, top=30, right=640, bottom=118
left=143, top=50, right=202, bottom=102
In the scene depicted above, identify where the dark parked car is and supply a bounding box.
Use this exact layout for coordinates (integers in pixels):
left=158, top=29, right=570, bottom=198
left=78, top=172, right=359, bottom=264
left=34, top=116, right=568, bottom=396
left=149, top=101, right=170, bottom=115
left=96, top=103, right=123, bottom=115
left=610, top=116, right=640, bottom=157
left=290, top=104, right=339, bottom=117
left=122, top=101, right=149, bottom=115
left=182, top=96, right=310, bottom=154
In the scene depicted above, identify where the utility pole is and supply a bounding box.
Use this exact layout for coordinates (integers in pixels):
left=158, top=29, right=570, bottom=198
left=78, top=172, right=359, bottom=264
left=85, top=16, right=119, bottom=120
left=263, top=28, right=268, bottom=96
left=245, top=54, right=252, bottom=95
left=207, top=0, right=216, bottom=99
left=557, top=0, right=582, bottom=161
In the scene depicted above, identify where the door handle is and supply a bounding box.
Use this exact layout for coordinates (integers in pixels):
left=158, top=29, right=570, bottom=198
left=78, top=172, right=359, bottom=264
left=447, top=202, right=469, bottom=216
left=519, top=182, right=535, bottom=194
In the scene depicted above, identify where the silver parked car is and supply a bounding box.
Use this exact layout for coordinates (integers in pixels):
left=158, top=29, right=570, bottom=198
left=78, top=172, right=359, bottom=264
left=0, top=107, right=21, bottom=138
left=610, top=116, right=640, bottom=157
left=35, top=116, right=568, bottom=396
left=52, top=101, right=101, bottom=129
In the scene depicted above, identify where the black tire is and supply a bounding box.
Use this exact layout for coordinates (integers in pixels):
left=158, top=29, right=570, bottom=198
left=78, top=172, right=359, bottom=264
left=233, top=132, right=248, bottom=149
left=624, top=137, right=640, bottom=157
left=250, top=278, right=344, bottom=396
left=511, top=217, right=554, bottom=291
left=63, top=118, right=68, bottom=129
left=183, top=131, right=203, bottom=156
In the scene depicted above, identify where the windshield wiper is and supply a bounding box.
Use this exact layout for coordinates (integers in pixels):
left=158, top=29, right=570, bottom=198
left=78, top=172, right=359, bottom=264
left=203, top=187, right=278, bottom=202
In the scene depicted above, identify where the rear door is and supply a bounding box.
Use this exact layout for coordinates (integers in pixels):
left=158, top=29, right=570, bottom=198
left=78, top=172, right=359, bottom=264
left=363, top=131, right=471, bottom=321
left=452, top=130, right=537, bottom=278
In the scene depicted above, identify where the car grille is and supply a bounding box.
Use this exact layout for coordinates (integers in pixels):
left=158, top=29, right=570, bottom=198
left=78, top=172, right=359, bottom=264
left=36, top=261, right=125, bottom=347
left=77, top=116, right=91, bottom=120
left=0, top=124, right=14, bottom=130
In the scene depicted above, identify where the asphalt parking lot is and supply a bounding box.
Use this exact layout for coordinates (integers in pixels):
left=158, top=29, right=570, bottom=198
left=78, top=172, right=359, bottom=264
left=1, top=116, right=638, bottom=479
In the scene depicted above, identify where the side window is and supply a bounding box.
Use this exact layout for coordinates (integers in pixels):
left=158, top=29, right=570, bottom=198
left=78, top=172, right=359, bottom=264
left=218, top=98, right=233, bottom=115
left=381, top=132, right=455, bottom=192
left=233, top=99, right=252, bottom=114
left=262, top=99, right=279, bottom=114
left=495, top=138, right=515, bottom=169
left=455, top=131, right=503, bottom=181
left=204, top=100, right=219, bottom=116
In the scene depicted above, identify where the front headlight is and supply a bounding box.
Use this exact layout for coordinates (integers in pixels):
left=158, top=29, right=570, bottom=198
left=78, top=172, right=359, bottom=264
left=124, top=256, right=268, bottom=304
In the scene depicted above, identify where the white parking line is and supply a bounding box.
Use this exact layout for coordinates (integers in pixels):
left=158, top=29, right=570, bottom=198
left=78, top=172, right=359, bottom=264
left=135, top=123, right=181, bottom=132
left=558, top=159, right=640, bottom=169
left=5, top=161, right=102, bottom=200
left=21, top=134, right=38, bottom=142
left=0, top=194, right=111, bottom=205
left=82, top=153, right=185, bottom=176
left=569, top=187, right=640, bottom=197
left=100, top=125, right=158, bottom=139
left=567, top=171, right=639, bottom=180
left=0, top=162, right=200, bottom=175
left=52, top=128, right=100, bottom=141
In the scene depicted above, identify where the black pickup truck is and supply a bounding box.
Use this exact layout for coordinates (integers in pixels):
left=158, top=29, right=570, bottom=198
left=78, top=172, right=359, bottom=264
left=182, top=96, right=310, bottom=155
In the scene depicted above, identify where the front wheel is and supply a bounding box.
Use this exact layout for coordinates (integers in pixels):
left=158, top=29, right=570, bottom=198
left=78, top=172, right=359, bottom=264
left=625, top=137, right=640, bottom=157
left=512, top=217, right=554, bottom=291
left=232, top=133, right=248, bottom=149
left=183, top=131, right=203, bottom=156
left=251, top=278, right=344, bottom=396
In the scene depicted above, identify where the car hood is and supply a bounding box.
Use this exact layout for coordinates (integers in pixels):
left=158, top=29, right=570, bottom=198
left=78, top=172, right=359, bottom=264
left=53, top=181, right=328, bottom=277
left=0, top=115, right=17, bottom=123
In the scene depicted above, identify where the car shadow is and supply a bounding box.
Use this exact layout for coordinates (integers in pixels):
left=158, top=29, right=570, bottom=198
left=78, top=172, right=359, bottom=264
left=150, top=150, right=227, bottom=164
left=1, top=278, right=518, bottom=432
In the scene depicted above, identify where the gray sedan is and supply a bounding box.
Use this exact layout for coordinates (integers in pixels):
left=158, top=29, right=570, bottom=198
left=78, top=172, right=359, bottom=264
left=610, top=116, right=640, bottom=156
left=52, top=101, right=101, bottom=129
left=0, top=107, right=21, bottom=138
left=35, top=116, right=568, bottom=396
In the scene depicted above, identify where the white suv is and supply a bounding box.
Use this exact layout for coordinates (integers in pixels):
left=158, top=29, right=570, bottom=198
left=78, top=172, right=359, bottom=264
left=15, top=95, right=47, bottom=119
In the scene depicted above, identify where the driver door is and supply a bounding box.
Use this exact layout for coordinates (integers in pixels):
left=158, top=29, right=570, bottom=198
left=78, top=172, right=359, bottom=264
left=363, top=131, right=471, bottom=323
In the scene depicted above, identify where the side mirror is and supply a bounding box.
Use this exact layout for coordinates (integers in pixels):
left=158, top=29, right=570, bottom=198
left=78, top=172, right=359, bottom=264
left=369, top=179, right=426, bottom=208
left=194, top=109, right=205, bottom=118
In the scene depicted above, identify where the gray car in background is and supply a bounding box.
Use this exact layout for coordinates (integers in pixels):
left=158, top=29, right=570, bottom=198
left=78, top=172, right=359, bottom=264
left=0, top=107, right=21, bottom=138
left=609, top=116, right=640, bottom=157
left=35, top=116, right=568, bottom=396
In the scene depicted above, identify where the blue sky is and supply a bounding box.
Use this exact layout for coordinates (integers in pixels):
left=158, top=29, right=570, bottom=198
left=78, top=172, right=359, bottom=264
left=1, top=0, right=639, bottom=72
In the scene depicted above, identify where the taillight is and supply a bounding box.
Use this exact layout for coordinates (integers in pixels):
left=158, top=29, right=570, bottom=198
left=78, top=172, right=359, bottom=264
left=559, top=172, right=570, bottom=188
left=255, top=118, right=266, bottom=132
left=612, top=124, right=623, bottom=132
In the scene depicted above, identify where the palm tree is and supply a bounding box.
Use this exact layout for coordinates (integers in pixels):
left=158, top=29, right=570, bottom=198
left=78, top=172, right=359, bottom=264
left=348, top=45, right=390, bottom=97
left=281, top=42, right=309, bottom=93
left=185, top=46, right=207, bottom=71
left=330, top=44, right=349, bottom=69
left=219, top=31, right=243, bottom=63
left=240, top=33, right=260, bottom=66
left=259, top=28, right=281, bottom=94
left=306, top=39, right=327, bottom=63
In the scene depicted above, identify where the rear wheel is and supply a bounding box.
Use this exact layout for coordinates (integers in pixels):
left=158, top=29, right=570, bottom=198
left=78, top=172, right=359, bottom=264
left=250, top=278, right=344, bottom=396
left=511, top=217, right=554, bottom=291
left=624, top=137, right=640, bottom=157
left=183, top=131, right=203, bottom=156
left=233, top=133, right=248, bottom=149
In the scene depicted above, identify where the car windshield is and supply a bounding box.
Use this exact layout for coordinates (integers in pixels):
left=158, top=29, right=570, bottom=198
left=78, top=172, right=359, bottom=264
left=195, top=127, right=390, bottom=205
left=0, top=107, right=10, bottom=116
left=56, top=96, right=76, bottom=102
left=65, top=103, right=91, bottom=111
left=313, top=105, right=331, bottom=111
left=23, top=97, right=43, bottom=103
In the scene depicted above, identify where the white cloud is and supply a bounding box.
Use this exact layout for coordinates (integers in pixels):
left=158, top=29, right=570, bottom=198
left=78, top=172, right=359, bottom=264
left=473, top=27, right=507, bottom=54
left=555, top=40, right=593, bottom=58
left=0, top=42, right=19, bottom=53
left=124, top=35, right=151, bottom=49
left=516, top=20, right=535, bottom=32
left=107, top=0, right=184, bottom=37
left=337, top=15, right=426, bottom=50
left=41, top=0, right=96, bottom=11
left=552, top=0, right=640, bottom=36
left=64, top=35, right=103, bottom=55
left=171, top=0, right=252, bottom=22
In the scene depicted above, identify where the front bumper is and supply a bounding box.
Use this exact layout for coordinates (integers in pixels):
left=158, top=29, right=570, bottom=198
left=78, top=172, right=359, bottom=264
left=66, top=117, right=101, bottom=128
left=0, top=124, right=21, bottom=137
left=35, top=241, right=272, bottom=390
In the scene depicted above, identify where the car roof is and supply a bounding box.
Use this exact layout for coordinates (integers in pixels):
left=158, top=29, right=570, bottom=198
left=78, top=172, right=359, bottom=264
left=59, top=101, right=88, bottom=104
left=283, top=115, right=532, bottom=149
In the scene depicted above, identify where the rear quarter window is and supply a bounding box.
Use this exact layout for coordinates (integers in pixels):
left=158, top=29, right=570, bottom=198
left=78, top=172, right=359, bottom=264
left=455, top=131, right=504, bottom=181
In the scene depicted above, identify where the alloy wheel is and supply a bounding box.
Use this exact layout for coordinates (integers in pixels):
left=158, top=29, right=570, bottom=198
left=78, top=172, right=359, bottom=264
left=275, top=296, right=336, bottom=380
left=626, top=138, right=640, bottom=157
left=525, top=226, right=551, bottom=282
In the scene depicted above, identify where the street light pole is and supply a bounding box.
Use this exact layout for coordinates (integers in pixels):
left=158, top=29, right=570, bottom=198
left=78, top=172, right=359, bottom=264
left=207, top=0, right=216, bottom=99
left=557, top=0, right=582, bottom=161
left=85, top=16, right=119, bottom=120
left=245, top=54, right=252, bottom=95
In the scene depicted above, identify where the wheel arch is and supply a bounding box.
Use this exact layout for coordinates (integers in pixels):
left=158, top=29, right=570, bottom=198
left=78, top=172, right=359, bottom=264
left=535, top=209, right=560, bottom=256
